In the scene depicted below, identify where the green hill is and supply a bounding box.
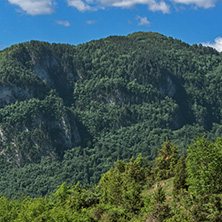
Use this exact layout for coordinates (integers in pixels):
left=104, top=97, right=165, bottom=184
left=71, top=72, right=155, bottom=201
left=0, top=32, right=222, bottom=197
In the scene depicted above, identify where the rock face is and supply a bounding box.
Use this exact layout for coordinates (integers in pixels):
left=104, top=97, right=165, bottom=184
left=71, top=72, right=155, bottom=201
left=0, top=84, right=32, bottom=108
left=0, top=46, right=81, bottom=166
left=33, top=54, right=60, bottom=84
left=159, top=75, right=176, bottom=98
left=0, top=100, right=81, bottom=166
left=34, top=65, right=52, bottom=84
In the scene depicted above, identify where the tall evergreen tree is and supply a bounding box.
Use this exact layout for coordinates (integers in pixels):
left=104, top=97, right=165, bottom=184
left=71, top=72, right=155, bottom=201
left=173, top=155, right=188, bottom=194
left=147, top=186, right=171, bottom=222
left=155, top=139, right=179, bottom=180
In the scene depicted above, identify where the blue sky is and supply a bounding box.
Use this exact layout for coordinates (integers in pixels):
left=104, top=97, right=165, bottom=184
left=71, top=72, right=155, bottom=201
left=1, top=0, right=222, bottom=51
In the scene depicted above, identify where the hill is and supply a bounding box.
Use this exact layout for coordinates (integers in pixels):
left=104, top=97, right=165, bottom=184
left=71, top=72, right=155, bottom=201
left=0, top=32, right=222, bottom=197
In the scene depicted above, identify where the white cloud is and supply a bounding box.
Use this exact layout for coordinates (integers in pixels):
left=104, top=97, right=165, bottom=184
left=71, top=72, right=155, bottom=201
left=9, top=0, right=217, bottom=15
left=171, top=0, right=217, bottom=9
left=56, top=20, right=71, bottom=27
left=86, top=20, right=97, bottom=24
left=202, top=37, right=222, bottom=52
left=136, top=16, right=151, bottom=26
left=67, top=0, right=170, bottom=13
left=67, top=0, right=92, bottom=11
left=99, top=0, right=170, bottom=13
left=148, top=0, right=170, bottom=12
left=8, top=0, right=55, bottom=15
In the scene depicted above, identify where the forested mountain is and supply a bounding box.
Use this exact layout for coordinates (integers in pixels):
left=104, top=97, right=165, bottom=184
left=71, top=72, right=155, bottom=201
left=0, top=32, right=222, bottom=198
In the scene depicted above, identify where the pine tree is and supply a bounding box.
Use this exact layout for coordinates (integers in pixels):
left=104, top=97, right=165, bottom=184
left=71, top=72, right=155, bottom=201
left=147, top=186, right=171, bottom=222
left=173, top=155, right=188, bottom=195
left=155, top=139, right=179, bottom=180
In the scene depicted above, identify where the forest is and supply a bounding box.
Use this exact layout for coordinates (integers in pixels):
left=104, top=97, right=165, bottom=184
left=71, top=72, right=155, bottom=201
left=0, top=31, right=222, bottom=206
left=0, top=137, right=222, bottom=221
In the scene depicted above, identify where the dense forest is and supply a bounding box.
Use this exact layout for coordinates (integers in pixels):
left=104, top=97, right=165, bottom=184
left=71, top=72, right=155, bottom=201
left=0, top=32, right=222, bottom=200
left=1, top=137, right=222, bottom=221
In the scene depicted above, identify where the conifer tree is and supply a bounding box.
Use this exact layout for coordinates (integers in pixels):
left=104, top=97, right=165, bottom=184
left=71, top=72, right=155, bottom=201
left=155, top=139, right=179, bottom=180
left=147, top=186, right=171, bottom=222
left=173, top=155, right=187, bottom=195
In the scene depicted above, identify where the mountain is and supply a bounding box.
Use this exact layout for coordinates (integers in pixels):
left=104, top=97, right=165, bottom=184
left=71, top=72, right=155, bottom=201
left=0, top=32, right=222, bottom=197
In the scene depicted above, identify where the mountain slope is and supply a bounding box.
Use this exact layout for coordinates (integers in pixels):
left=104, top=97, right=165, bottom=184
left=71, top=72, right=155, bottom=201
left=0, top=32, right=222, bottom=197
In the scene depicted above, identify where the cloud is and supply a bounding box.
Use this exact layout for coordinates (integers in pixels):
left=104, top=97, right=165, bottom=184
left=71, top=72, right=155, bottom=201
left=86, top=20, right=97, bottom=24
left=8, top=0, right=55, bottom=15
left=202, top=37, right=222, bottom=52
left=148, top=0, right=170, bottom=12
left=100, top=0, right=170, bottom=13
left=171, top=0, right=217, bottom=9
left=136, top=16, right=151, bottom=26
left=56, top=20, right=71, bottom=27
left=67, top=0, right=170, bottom=13
left=9, top=0, right=217, bottom=15
left=67, top=0, right=92, bottom=11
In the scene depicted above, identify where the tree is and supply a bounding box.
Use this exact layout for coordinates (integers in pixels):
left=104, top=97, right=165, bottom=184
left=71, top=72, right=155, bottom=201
left=99, top=156, right=145, bottom=213
left=155, top=139, right=179, bottom=180
left=147, top=186, right=171, bottom=222
left=187, top=136, right=222, bottom=196
left=173, top=155, right=188, bottom=195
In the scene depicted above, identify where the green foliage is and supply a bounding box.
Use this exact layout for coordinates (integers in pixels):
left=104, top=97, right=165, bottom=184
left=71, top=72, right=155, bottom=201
left=99, top=155, right=146, bottom=214
left=173, top=155, right=188, bottom=194
left=189, top=195, right=222, bottom=222
left=0, top=142, right=222, bottom=222
left=166, top=197, right=194, bottom=222
left=146, top=186, right=171, bottom=222
left=155, top=139, right=179, bottom=180
left=187, top=136, right=222, bottom=196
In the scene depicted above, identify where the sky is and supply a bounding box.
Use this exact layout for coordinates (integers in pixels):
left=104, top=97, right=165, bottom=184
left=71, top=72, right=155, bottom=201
left=0, top=0, right=222, bottom=51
